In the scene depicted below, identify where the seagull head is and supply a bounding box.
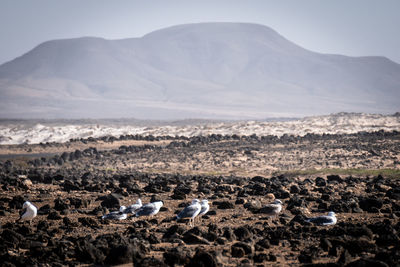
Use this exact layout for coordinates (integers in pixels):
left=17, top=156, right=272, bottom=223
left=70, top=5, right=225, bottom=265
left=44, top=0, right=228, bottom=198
left=22, top=201, right=31, bottom=208
left=154, top=201, right=164, bottom=208
left=273, top=199, right=282, bottom=205
left=119, top=206, right=127, bottom=212
left=201, top=199, right=208, bottom=204
left=327, top=211, right=335, bottom=217
left=192, top=199, right=200, bottom=204
left=137, top=199, right=142, bottom=205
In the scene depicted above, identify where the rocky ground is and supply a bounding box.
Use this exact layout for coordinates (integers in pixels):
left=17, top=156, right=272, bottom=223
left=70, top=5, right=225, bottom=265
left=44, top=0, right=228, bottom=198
left=0, top=131, right=399, bottom=266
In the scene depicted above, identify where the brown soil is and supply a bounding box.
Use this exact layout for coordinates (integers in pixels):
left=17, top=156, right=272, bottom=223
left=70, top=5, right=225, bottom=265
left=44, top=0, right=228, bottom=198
left=0, top=131, right=399, bottom=266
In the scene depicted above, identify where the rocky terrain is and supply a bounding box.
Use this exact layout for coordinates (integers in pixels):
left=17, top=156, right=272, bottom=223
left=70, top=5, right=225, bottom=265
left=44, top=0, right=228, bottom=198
left=1, top=113, right=399, bottom=145
left=0, top=131, right=399, bottom=266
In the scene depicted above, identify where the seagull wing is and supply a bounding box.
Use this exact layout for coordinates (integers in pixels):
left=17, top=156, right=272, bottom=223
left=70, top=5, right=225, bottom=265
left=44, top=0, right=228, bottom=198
left=123, top=204, right=141, bottom=214
left=199, top=204, right=209, bottom=215
left=135, top=203, right=156, bottom=216
left=307, top=215, right=334, bottom=225
left=18, top=208, right=27, bottom=221
left=260, top=204, right=279, bottom=215
left=102, top=211, right=127, bottom=220
left=177, top=204, right=200, bottom=219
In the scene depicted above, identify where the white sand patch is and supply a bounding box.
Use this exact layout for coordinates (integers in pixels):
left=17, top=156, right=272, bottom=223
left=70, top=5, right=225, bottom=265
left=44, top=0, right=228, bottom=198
left=0, top=113, right=399, bottom=145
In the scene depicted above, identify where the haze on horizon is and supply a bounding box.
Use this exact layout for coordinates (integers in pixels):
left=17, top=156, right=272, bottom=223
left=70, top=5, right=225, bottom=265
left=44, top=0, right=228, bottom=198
left=1, top=0, right=400, bottom=65
left=0, top=1, right=399, bottom=120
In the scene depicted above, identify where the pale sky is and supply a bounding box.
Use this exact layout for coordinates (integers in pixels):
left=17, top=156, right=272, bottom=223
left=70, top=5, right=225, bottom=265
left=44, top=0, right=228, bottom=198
left=1, top=0, right=399, bottom=65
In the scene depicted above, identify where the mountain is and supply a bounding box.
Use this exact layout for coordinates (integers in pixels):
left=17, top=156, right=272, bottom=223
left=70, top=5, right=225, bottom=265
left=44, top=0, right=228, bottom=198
left=0, top=22, right=399, bottom=119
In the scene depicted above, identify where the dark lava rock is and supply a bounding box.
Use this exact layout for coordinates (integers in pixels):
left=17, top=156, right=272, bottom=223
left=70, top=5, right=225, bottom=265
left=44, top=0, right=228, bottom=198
left=186, top=250, right=218, bottom=267
left=138, top=257, right=168, bottom=267
left=231, top=242, right=253, bottom=255
left=345, top=258, right=389, bottom=267
left=62, top=180, right=80, bottom=192
left=2, top=229, right=23, bottom=247
left=298, top=246, right=322, bottom=264
left=231, top=246, right=245, bottom=258
left=315, top=177, right=327, bottom=187
left=256, top=238, right=271, bottom=249
left=47, top=211, right=62, bottom=220
left=234, top=226, right=253, bottom=241
left=345, top=225, right=374, bottom=239
left=327, top=175, right=343, bottom=184
left=163, top=225, right=186, bottom=239
left=275, top=189, right=291, bottom=199
left=182, top=233, right=210, bottom=245
left=75, top=239, right=105, bottom=263
left=9, top=196, right=26, bottom=209
left=290, top=184, right=300, bottom=194
left=36, top=220, right=50, bottom=231
left=69, top=197, right=89, bottom=209
left=78, top=217, right=99, bottom=228
left=207, top=210, right=217, bottom=216
left=164, top=247, right=191, bottom=266
left=216, top=201, right=234, bottom=209
left=235, top=198, right=246, bottom=205
left=222, top=227, right=235, bottom=241
left=63, top=217, right=78, bottom=228
left=105, top=244, right=136, bottom=265
left=99, top=193, right=122, bottom=209
left=337, top=249, right=353, bottom=265
left=54, top=198, right=70, bottom=211
left=37, top=204, right=51, bottom=215
left=358, top=197, right=383, bottom=212
left=346, top=238, right=376, bottom=255
left=172, top=185, right=192, bottom=199
left=144, top=183, right=164, bottom=194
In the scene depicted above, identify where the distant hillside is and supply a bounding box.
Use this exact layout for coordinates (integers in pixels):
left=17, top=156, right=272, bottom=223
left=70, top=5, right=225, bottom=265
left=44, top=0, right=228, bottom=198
left=0, top=22, right=399, bottom=119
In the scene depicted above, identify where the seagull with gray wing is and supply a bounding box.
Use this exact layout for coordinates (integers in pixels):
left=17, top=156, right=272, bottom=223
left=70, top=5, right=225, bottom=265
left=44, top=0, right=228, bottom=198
left=260, top=199, right=282, bottom=218
left=177, top=199, right=202, bottom=227
left=123, top=199, right=142, bottom=214
left=102, top=206, right=127, bottom=220
left=135, top=201, right=163, bottom=218
left=199, top=199, right=209, bottom=216
left=306, top=211, right=337, bottom=226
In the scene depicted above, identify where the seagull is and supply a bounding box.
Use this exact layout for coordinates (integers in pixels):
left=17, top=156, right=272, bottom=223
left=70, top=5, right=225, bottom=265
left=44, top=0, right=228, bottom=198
left=18, top=201, right=37, bottom=224
left=123, top=199, right=142, bottom=214
left=135, top=201, right=163, bottom=218
left=199, top=199, right=210, bottom=216
left=176, top=199, right=201, bottom=227
left=260, top=199, right=282, bottom=218
left=306, top=211, right=337, bottom=226
left=102, top=206, right=127, bottom=220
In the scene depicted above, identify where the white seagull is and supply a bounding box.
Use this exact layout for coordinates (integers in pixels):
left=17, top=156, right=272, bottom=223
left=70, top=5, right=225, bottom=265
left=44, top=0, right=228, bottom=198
left=18, top=201, right=37, bottom=224
left=123, top=199, right=142, bottom=214
left=260, top=199, right=282, bottom=218
left=135, top=201, right=163, bottom=218
left=176, top=199, right=202, bottom=227
left=306, top=211, right=337, bottom=226
left=102, top=206, right=127, bottom=220
left=199, top=199, right=210, bottom=217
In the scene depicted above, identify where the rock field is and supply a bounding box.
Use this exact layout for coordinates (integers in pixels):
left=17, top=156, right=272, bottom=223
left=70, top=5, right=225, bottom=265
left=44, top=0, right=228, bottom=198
left=0, top=131, right=399, bottom=266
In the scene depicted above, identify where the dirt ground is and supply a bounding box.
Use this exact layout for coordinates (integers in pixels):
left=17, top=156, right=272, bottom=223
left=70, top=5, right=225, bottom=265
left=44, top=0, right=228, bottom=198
left=0, top=131, right=399, bottom=266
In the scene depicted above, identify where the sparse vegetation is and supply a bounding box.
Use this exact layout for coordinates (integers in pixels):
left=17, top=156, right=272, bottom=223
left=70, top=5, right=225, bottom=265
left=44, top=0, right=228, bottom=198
left=273, top=168, right=400, bottom=179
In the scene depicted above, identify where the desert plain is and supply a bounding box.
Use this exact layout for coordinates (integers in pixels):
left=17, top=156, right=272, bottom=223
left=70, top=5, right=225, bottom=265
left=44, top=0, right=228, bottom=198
left=0, top=125, right=399, bottom=266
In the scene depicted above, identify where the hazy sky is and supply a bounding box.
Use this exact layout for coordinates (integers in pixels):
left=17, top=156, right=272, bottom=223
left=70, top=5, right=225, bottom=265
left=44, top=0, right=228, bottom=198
left=1, top=0, right=399, bottom=65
